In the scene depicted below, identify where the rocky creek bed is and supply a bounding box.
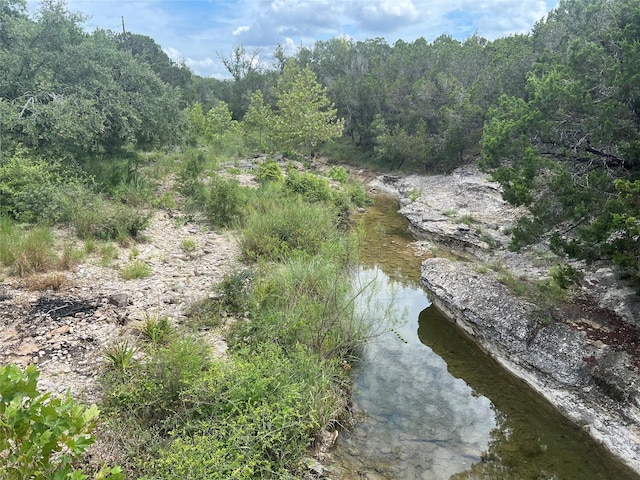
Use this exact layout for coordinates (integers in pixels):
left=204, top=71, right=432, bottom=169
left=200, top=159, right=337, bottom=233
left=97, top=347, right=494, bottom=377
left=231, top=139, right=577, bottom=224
left=368, top=165, right=640, bottom=475
left=0, top=210, right=240, bottom=404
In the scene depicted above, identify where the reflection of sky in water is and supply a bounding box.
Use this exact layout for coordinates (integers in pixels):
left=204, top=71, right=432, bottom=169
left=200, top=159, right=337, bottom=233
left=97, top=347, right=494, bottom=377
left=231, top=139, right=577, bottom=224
left=336, top=267, right=496, bottom=479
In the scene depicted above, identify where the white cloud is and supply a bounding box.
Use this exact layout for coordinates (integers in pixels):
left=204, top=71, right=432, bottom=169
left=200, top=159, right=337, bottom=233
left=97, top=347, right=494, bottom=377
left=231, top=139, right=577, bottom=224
left=26, top=0, right=559, bottom=78
left=233, top=25, right=251, bottom=36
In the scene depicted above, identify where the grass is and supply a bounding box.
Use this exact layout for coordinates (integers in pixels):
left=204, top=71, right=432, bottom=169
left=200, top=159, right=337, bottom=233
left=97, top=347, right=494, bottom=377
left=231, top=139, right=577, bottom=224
left=0, top=220, right=57, bottom=276
left=120, top=260, right=152, bottom=280
left=99, top=160, right=372, bottom=479
left=134, top=314, right=174, bottom=346
left=102, top=340, right=138, bottom=374
left=99, top=243, right=119, bottom=267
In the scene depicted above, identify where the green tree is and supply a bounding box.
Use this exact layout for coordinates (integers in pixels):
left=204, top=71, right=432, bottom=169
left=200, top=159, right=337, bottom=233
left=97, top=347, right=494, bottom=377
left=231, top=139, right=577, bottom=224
left=272, top=61, right=344, bottom=156
left=242, top=90, right=273, bottom=152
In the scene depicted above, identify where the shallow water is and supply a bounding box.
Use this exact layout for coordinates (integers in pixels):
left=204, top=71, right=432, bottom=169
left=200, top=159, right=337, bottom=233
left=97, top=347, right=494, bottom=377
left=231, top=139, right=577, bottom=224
left=330, top=195, right=639, bottom=479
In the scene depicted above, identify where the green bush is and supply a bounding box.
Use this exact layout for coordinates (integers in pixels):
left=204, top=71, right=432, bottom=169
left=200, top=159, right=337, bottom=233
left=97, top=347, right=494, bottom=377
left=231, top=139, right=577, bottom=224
left=284, top=170, right=333, bottom=203
left=104, top=336, right=212, bottom=428
left=327, top=165, right=349, bottom=183
left=0, top=363, right=123, bottom=480
left=202, top=175, right=249, bottom=228
left=256, top=160, right=284, bottom=183
left=145, top=344, right=338, bottom=479
left=71, top=195, right=151, bottom=241
left=0, top=150, right=84, bottom=223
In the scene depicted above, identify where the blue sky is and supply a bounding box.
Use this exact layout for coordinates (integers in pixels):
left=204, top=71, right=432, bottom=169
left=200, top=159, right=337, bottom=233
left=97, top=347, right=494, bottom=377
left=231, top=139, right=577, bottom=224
left=29, top=0, right=560, bottom=78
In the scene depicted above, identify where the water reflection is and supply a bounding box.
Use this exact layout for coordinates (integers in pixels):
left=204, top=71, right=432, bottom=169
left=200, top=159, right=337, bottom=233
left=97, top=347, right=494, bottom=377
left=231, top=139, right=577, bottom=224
left=334, top=268, right=496, bottom=479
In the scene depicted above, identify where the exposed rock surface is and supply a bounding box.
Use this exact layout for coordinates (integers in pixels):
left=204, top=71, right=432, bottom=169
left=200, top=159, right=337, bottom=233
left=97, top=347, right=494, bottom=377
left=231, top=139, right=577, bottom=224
left=369, top=165, right=640, bottom=475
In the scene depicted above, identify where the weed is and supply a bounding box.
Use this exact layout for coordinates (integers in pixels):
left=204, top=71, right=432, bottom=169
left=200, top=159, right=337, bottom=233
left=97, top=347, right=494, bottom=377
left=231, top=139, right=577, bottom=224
left=328, top=165, right=349, bottom=183
left=474, top=264, right=490, bottom=274
left=134, top=314, right=174, bottom=345
left=120, top=260, right=152, bottom=280
left=103, top=340, right=138, bottom=373
left=409, top=188, right=420, bottom=202
left=59, top=242, right=86, bottom=270
left=129, top=246, right=140, bottom=260
left=180, top=238, right=197, bottom=254
left=99, top=243, right=119, bottom=267
left=256, top=160, right=284, bottom=183
left=84, top=238, right=97, bottom=254
left=497, top=271, right=528, bottom=296
left=458, top=213, right=475, bottom=225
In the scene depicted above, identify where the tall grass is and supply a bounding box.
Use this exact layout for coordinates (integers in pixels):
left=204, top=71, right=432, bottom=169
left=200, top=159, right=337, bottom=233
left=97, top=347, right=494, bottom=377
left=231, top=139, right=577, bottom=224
left=241, top=187, right=341, bottom=261
left=0, top=218, right=57, bottom=276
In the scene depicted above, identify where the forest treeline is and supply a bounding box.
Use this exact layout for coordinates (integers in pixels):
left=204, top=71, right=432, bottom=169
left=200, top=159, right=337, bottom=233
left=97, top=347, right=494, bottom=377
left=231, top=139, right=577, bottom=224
left=1, top=0, right=639, bottom=281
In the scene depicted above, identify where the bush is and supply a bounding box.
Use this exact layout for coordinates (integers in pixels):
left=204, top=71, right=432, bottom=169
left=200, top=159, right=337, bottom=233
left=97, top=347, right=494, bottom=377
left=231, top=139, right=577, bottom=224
left=284, top=170, right=333, bottom=203
left=256, top=160, right=284, bottom=183
left=0, top=151, right=82, bottom=223
left=202, top=175, right=249, bottom=228
left=327, top=165, right=349, bottom=183
left=145, top=343, right=339, bottom=479
left=0, top=363, right=123, bottom=480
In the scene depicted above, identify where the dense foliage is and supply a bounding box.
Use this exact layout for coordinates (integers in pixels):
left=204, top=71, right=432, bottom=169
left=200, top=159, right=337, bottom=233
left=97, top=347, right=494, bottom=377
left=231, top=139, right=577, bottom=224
left=0, top=0, right=187, bottom=161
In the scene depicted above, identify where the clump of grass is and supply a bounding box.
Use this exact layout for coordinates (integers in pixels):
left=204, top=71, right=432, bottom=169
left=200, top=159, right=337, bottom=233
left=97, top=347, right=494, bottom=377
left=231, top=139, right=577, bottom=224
left=99, top=243, right=119, bottom=267
left=26, top=272, right=68, bottom=291
left=180, top=238, right=197, bottom=254
left=120, top=260, right=152, bottom=280
left=103, top=340, right=138, bottom=373
left=59, top=242, right=86, bottom=270
left=72, top=196, right=150, bottom=242
left=134, top=314, right=174, bottom=345
left=3, top=225, right=57, bottom=276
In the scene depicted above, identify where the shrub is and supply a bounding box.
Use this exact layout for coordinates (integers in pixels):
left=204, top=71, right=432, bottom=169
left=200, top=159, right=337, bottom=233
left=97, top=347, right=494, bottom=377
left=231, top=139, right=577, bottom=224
left=0, top=363, right=123, bottom=480
left=284, top=170, right=333, bottom=203
left=145, top=344, right=338, bottom=479
left=256, top=160, right=284, bottom=183
left=0, top=151, right=72, bottom=223
left=327, top=165, right=349, bottom=183
left=71, top=196, right=150, bottom=241
left=104, top=336, right=211, bottom=426
left=202, top=175, right=249, bottom=228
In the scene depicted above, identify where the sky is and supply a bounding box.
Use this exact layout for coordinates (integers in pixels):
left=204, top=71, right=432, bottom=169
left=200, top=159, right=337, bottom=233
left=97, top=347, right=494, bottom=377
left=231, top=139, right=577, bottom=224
left=28, top=0, right=560, bottom=79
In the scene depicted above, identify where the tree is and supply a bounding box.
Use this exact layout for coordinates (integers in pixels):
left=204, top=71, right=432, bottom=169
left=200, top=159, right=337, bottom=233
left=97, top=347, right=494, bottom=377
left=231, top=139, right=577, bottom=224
left=242, top=90, right=273, bottom=152
left=271, top=61, right=344, bottom=156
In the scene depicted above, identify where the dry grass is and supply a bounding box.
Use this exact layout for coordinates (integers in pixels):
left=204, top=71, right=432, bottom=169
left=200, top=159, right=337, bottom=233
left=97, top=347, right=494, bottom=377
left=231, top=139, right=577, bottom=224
left=25, top=272, right=69, bottom=291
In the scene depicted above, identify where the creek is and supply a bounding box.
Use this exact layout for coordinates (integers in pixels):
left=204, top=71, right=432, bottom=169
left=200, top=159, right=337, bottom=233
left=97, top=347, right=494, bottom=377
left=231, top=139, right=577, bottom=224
left=330, top=194, right=639, bottom=479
